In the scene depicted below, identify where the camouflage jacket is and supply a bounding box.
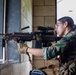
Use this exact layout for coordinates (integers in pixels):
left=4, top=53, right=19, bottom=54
left=42, top=29, right=76, bottom=64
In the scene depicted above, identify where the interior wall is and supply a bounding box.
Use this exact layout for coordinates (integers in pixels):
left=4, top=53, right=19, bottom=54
left=20, top=0, right=33, bottom=74
left=33, top=0, right=59, bottom=75
left=33, top=0, right=56, bottom=31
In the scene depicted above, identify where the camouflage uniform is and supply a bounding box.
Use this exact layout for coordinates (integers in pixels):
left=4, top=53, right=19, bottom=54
left=42, top=30, right=76, bottom=75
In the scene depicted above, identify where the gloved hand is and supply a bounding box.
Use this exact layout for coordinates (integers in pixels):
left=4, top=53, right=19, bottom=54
left=17, top=43, right=28, bottom=54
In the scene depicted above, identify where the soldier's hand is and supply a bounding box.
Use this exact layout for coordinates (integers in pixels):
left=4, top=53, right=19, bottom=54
left=17, top=43, right=28, bottom=54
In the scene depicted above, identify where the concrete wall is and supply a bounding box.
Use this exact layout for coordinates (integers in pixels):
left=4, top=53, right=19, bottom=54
left=33, top=0, right=59, bottom=75
left=33, top=0, right=56, bottom=31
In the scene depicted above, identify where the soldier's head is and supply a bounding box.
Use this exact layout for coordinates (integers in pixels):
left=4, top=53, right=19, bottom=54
left=55, top=16, right=74, bottom=37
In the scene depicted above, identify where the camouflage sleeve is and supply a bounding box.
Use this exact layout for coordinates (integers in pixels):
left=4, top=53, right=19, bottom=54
left=42, top=31, right=76, bottom=60
left=42, top=39, right=67, bottom=60
left=42, top=35, right=75, bottom=60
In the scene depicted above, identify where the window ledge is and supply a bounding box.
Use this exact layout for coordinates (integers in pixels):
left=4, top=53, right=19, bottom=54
left=0, top=61, right=19, bottom=70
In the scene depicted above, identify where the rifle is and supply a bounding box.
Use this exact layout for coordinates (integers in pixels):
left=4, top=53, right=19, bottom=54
left=0, top=26, right=62, bottom=48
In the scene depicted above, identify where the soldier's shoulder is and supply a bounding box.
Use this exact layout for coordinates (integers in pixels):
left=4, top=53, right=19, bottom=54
left=67, top=30, right=76, bottom=37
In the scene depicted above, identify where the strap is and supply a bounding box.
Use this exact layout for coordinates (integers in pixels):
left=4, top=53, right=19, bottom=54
left=38, top=64, right=56, bottom=70
left=26, top=52, right=36, bottom=69
left=26, top=52, right=56, bottom=70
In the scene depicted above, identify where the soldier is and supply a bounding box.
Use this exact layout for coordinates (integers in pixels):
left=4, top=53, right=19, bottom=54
left=17, top=16, right=76, bottom=75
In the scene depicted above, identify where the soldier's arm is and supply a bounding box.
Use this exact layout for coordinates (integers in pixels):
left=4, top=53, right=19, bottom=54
left=42, top=37, right=70, bottom=60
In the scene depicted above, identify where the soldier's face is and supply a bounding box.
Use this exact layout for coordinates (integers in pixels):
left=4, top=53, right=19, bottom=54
left=55, top=21, right=66, bottom=37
